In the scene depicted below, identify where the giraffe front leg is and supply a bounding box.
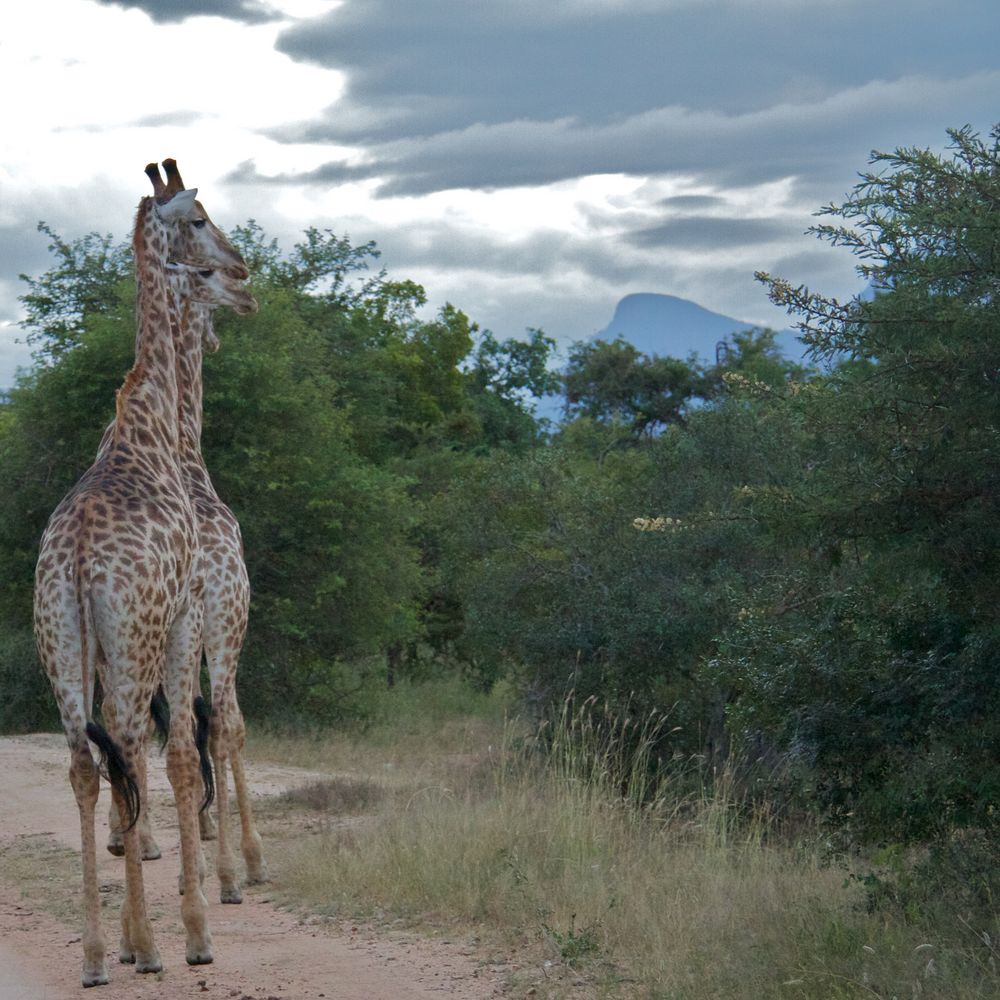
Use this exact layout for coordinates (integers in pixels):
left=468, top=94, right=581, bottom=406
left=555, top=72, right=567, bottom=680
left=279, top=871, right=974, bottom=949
left=211, top=705, right=243, bottom=903
left=110, top=733, right=161, bottom=975
left=199, top=804, right=218, bottom=841
left=133, top=738, right=162, bottom=860
left=228, top=707, right=268, bottom=886
left=102, top=701, right=160, bottom=860
left=166, top=732, right=213, bottom=964
left=104, top=701, right=126, bottom=858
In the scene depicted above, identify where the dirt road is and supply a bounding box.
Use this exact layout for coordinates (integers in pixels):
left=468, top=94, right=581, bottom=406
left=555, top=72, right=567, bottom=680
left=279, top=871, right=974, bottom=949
left=0, top=734, right=504, bottom=1000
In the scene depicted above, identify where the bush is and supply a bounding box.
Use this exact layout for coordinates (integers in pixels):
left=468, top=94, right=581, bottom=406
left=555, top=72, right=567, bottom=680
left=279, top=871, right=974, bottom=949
left=0, top=629, right=58, bottom=733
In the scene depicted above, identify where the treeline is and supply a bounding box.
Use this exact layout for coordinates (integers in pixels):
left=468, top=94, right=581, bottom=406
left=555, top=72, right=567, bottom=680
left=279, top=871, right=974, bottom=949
left=3, top=125, right=1000, bottom=850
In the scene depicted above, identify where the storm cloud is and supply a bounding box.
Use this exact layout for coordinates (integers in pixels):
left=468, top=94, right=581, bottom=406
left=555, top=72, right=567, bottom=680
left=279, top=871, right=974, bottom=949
left=245, top=71, right=1000, bottom=200
left=275, top=0, right=999, bottom=143
left=235, top=0, right=1000, bottom=202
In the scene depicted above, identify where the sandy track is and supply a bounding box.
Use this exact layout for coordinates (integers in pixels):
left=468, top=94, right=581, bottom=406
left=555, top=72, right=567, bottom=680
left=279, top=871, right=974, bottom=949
left=0, top=735, right=503, bottom=999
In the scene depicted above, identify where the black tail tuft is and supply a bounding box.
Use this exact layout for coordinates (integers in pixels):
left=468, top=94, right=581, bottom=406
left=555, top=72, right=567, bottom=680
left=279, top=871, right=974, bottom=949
left=86, top=721, right=140, bottom=832
left=150, top=685, right=170, bottom=751
left=193, top=695, right=215, bottom=814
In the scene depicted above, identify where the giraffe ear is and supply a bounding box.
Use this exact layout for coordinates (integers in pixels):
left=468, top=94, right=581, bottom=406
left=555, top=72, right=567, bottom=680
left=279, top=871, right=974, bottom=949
left=156, top=188, right=199, bottom=222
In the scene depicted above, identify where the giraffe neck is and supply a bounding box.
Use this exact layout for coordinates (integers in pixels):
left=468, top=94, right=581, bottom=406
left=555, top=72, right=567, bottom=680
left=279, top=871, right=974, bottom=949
left=118, top=197, right=181, bottom=453
left=173, top=290, right=209, bottom=464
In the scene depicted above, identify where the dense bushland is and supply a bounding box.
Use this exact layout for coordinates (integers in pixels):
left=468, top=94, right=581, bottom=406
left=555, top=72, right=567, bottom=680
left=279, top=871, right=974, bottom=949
left=4, top=125, right=1000, bottom=869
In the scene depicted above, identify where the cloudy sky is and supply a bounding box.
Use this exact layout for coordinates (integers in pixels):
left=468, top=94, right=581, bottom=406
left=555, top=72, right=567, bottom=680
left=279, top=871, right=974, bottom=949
left=1, top=0, right=997, bottom=386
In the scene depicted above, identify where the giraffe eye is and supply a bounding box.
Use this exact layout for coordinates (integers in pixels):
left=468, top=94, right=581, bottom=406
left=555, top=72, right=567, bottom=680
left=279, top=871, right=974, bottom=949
left=192, top=219, right=207, bottom=229
left=199, top=269, right=214, bottom=278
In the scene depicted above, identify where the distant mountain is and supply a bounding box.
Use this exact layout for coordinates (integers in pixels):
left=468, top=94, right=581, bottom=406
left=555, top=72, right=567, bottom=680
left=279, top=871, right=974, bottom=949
left=532, top=291, right=807, bottom=423
left=593, top=292, right=803, bottom=363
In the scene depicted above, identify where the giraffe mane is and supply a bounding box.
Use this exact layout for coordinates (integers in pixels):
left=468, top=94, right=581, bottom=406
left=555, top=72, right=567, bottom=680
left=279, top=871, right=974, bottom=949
left=115, top=363, right=149, bottom=422
left=132, top=197, right=153, bottom=265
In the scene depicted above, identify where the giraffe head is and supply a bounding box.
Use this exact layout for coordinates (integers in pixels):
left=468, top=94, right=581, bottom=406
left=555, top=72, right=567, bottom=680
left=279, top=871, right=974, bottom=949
left=145, top=160, right=250, bottom=279
left=168, top=260, right=259, bottom=331
left=185, top=265, right=258, bottom=316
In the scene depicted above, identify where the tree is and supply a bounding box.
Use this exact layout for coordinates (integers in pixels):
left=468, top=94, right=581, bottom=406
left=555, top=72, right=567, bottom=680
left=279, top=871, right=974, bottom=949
left=562, top=337, right=707, bottom=436
left=466, top=327, right=559, bottom=450
left=19, top=223, right=131, bottom=362
left=726, top=125, right=1000, bottom=841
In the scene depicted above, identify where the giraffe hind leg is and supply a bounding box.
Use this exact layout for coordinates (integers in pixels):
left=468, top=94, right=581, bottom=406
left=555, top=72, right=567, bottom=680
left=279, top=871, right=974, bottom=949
left=90, top=720, right=161, bottom=973
left=105, top=697, right=162, bottom=860
left=68, top=735, right=108, bottom=987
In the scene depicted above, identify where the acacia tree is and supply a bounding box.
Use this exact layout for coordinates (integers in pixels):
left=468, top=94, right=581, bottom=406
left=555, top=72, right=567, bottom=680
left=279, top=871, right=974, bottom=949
left=562, top=337, right=707, bottom=436
left=725, top=126, right=1000, bottom=842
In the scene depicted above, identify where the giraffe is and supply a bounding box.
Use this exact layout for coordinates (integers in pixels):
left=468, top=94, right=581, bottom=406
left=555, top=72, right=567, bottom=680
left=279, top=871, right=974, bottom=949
left=33, top=181, right=243, bottom=986
left=105, top=160, right=268, bottom=904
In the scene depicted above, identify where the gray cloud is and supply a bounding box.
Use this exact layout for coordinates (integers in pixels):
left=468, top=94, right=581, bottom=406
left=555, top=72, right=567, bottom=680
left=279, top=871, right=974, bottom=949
left=130, top=110, right=206, bottom=128
left=0, top=225, right=57, bottom=303
left=657, top=195, right=727, bottom=212
left=0, top=323, right=35, bottom=389
left=0, top=223, right=53, bottom=387
left=274, top=0, right=1000, bottom=146
left=242, top=71, right=1000, bottom=199
left=626, top=217, right=794, bottom=251
left=93, top=0, right=278, bottom=24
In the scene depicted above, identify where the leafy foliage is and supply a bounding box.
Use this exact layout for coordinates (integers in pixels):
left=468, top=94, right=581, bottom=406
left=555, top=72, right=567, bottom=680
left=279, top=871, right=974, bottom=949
left=562, top=336, right=706, bottom=435
left=733, top=125, right=1000, bottom=840
left=19, top=223, right=131, bottom=361
left=1, top=220, right=548, bottom=723
left=6, top=124, right=1000, bottom=859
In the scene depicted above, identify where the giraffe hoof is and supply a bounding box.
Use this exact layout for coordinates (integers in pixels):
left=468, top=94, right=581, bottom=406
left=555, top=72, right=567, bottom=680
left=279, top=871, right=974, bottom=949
left=119, top=948, right=135, bottom=965
left=135, top=953, right=163, bottom=975
left=107, top=839, right=159, bottom=860
left=220, top=886, right=243, bottom=904
left=244, top=860, right=270, bottom=885
left=186, top=949, right=214, bottom=966
left=82, top=966, right=109, bottom=988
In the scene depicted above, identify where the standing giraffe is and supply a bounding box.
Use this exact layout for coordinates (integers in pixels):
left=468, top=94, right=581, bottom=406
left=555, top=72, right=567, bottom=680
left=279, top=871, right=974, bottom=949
left=162, top=158, right=269, bottom=900
left=33, top=182, right=241, bottom=986
left=105, top=161, right=268, bottom=903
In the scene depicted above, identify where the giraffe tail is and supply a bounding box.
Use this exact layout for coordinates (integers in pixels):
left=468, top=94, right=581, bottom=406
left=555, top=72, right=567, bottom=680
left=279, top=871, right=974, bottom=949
left=150, top=685, right=170, bottom=750
left=86, top=721, right=141, bottom=832
left=193, top=694, right=215, bottom=813
left=76, top=563, right=140, bottom=833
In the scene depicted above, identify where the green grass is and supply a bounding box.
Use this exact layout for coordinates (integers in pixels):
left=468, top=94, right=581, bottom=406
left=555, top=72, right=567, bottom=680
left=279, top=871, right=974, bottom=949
left=250, top=681, right=1000, bottom=999
left=248, top=674, right=512, bottom=761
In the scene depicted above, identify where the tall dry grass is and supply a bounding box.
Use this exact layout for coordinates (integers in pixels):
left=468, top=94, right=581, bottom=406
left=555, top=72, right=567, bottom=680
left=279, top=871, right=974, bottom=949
left=258, top=683, right=1000, bottom=999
